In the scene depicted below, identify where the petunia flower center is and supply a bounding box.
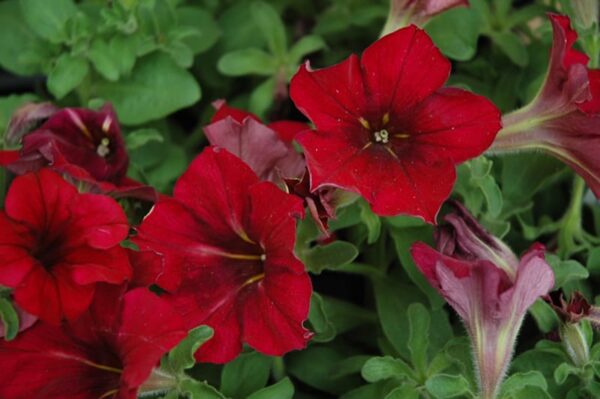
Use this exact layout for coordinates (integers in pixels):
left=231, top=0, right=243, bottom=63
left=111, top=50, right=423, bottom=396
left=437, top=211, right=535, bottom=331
left=360, top=114, right=410, bottom=147
left=373, top=129, right=389, bottom=144
left=97, top=137, right=111, bottom=157
left=32, top=232, right=66, bottom=270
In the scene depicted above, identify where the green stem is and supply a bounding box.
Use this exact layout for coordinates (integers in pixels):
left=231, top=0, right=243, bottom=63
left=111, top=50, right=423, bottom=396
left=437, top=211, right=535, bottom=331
left=558, top=176, right=586, bottom=257
left=272, top=357, right=286, bottom=381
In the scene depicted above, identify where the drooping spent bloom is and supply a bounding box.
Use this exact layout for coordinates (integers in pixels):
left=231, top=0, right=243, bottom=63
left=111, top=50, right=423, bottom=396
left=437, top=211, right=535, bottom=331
left=0, top=285, right=187, bottom=399
left=491, top=15, right=600, bottom=196
left=204, top=100, right=306, bottom=183
left=0, top=169, right=132, bottom=324
left=208, top=101, right=339, bottom=235
left=381, top=0, right=468, bottom=35
left=546, top=291, right=600, bottom=367
left=134, top=147, right=312, bottom=363
left=411, top=202, right=554, bottom=399
left=0, top=103, right=155, bottom=201
left=290, top=26, right=501, bottom=222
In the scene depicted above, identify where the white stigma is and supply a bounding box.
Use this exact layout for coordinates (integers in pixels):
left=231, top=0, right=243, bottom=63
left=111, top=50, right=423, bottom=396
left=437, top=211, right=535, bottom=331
left=374, top=129, right=390, bottom=144
left=97, top=137, right=110, bottom=157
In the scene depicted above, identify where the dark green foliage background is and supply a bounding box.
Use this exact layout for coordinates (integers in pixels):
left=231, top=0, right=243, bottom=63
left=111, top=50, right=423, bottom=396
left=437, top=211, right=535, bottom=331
left=1, top=0, right=600, bottom=398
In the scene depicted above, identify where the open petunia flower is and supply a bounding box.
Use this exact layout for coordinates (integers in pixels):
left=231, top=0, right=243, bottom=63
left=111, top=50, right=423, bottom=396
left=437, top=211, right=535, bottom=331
left=0, top=285, right=187, bottom=399
left=0, top=104, right=156, bottom=201
left=134, top=146, right=312, bottom=363
left=204, top=100, right=307, bottom=184
left=411, top=203, right=554, bottom=399
left=381, top=0, right=469, bottom=34
left=290, top=26, right=501, bottom=223
left=491, top=14, right=600, bottom=196
left=0, top=169, right=132, bottom=324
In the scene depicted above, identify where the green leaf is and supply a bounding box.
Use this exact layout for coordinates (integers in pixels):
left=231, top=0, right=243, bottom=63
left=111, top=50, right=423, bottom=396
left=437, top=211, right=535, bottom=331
left=109, top=35, right=137, bottom=76
left=0, top=298, right=19, bottom=341
left=0, top=1, right=49, bottom=75
left=301, top=241, right=358, bottom=274
left=388, top=226, right=443, bottom=308
left=288, top=35, right=326, bottom=65
left=164, top=41, right=195, bottom=68
left=125, top=128, right=164, bottom=150
left=246, top=378, right=294, bottom=399
left=500, top=371, right=547, bottom=397
left=309, top=293, right=336, bottom=343
left=426, top=374, right=474, bottom=398
left=361, top=356, right=416, bottom=382
left=554, top=362, right=580, bottom=385
left=179, top=378, right=226, bottom=399
left=587, top=247, right=600, bottom=275
left=358, top=199, right=381, bottom=244
left=220, top=352, right=272, bottom=399
left=489, top=31, right=529, bottom=66
left=166, top=325, right=213, bottom=373
left=426, top=8, right=481, bottom=61
left=88, top=39, right=120, bottom=81
left=93, top=53, right=200, bottom=125
left=176, top=7, right=221, bottom=54
left=218, top=49, right=278, bottom=77
left=407, top=303, right=430, bottom=376
left=385, top=385, right=420, bottom=399
left=20, top=0, right=77, bottom=43
left=528, top=299, right=560, bottom=333
left=47, top=54, right=89, bottom=99
left=249, top=77, right=275, bottom=119
left=250, top=1, right=287, bottom=57
left=545, top=254, right=589, bottom=289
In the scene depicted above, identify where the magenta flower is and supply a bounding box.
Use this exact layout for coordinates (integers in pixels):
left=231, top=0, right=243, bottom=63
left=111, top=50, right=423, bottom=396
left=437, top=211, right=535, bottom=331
left=491, top=14, right=600, bottom=196
left=411, top=203, right=554, bottom=399
left=382, top=0, right=469, bottom=35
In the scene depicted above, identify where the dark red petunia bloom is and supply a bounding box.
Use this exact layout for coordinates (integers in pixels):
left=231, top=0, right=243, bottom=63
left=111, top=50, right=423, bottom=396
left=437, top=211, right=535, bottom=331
left=0, top=169, right=132, bottom=324
left=491, top=14, right=600, bottom=196
left=0, top=286, right=187, bottom=399
left=205, top=100, right=307, bottom=184
left=290, top=26, right=501, bottom=222
left=0, top=104, right=155, bottom=201
left=134, top=146, right=312, bottom=363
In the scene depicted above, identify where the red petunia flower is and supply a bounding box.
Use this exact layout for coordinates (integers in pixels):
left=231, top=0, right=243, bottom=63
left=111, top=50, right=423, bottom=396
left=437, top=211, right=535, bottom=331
left=491, top=14, right=600, bottom=195
left=134, top=147, right=312, bottom=363
left=290, top=26, right=501, bottom=223
left=0, top=285, right=187, bottom=399
left=411, top=203, right=553, bottom=399
left=0, top=169, right=132, bottom=324
left=205, top=100, right=307, bottom=183
left=0, top=104, right=156, bottom=201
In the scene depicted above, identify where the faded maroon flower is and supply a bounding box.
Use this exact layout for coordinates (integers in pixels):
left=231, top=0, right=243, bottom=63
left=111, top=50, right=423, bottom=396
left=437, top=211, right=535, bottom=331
left=0, top=286, right=187, bottom=399
left=205, top=100, right=306, bottom=184
left=381, top=0, right=469, bottom=34
left=134, top=147, right=312, bottom=363
left=491, top=14, right=600, bottom=196
left=0, top=169, right=132, bottom=324
left=290, top=26, right=501, bottom=222
left=284, top=169, right=338, bottom=236
left=411, top=203, right=554, bottom=399
left=546, top=291, right=592, bottom=324
left=0, top=104, right=155, bottom=201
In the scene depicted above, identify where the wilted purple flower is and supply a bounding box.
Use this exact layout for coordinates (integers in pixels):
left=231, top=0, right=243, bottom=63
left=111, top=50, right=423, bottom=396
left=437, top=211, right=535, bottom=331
left=381, top=0, right=468, bottom=35
left=411, top=203, right=554, bottom=399
left=491, top=14, right=600, bottom=197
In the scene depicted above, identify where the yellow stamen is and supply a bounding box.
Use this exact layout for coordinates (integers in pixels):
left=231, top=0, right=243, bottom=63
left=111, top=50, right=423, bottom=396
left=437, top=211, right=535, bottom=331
left=382, top=112, right=390, bottom=126
left=358, top=117, right=370, bottom=130
left=242, top=273, right=265, bottom=287
left=66, top=109, right=93, bottom=140
left=237, top=229, right=257, bottom=245
left=99, top=389, right=119, bottom=399
left=384, top=146, right=398, bottom=159
left=81, top=359, right=122, bottom=374
left=394, top=133, right=410, bottom=139
left=219, top=252, right=265, bottom=261
left=102, top=116, right=113, bottom=133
